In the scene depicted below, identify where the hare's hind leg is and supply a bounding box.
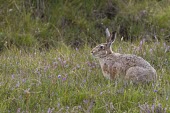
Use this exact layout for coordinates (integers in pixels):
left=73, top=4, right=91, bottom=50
left=125, top=66, right=154, bottom=83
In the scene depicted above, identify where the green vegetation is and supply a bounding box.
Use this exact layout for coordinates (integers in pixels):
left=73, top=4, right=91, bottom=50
left=0, top=42, right=170, bottom=112
left=1, top=0, right=170, bottom=50
left=0, top=0, right=170, bottom=112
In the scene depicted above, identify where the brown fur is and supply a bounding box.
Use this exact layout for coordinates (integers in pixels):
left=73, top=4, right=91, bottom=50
left=103, top=63, right=117, bottom=79
left=91, top=28, right=157, bottom=83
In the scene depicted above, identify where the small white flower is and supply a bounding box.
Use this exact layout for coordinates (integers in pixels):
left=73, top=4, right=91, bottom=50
left=9, top=9, right=13, bottom=12
left=58, top=74, right=61, bottom=78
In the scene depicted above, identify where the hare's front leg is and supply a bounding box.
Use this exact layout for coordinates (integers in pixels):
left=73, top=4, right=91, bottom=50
left=102, top=63, right=118, bottom=80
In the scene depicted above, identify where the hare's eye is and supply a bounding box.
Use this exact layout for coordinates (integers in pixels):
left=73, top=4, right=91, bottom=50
left=100, top=45, right=104, bottom=49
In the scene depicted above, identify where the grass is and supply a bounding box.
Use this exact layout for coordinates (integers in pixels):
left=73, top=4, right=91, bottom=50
left=1, top=0, right=170, bottom=50
left=0, top=41, right=169, bottom=113
left=0, top=1, right=170, bottom=112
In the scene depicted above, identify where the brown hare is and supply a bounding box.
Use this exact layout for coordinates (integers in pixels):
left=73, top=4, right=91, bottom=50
left=91, top=28, right=157, bottom=83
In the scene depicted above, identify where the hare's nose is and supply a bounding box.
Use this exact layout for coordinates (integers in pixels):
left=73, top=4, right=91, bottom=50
left=91, top=51, right=94, bottom=54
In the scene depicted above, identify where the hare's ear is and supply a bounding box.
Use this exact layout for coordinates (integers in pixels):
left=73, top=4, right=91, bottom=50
left=105, top=28, right=111, bottom=38
left=106, top=29, right=117, bottom=47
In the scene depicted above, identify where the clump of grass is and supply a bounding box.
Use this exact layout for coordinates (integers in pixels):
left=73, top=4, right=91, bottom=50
left=139, top=102, right=167, bottom=113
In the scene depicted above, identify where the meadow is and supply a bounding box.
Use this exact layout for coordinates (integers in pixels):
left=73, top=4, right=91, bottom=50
left=0, top=0, right=170, bottom=112
left=0, top=41, right=170, bottom=113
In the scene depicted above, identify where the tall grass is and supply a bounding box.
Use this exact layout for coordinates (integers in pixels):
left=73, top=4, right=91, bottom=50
left=0, top=0, right=170, bottom=50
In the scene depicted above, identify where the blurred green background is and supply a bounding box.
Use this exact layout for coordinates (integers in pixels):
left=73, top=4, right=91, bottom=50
left=0, top=0, right=170, bottom=50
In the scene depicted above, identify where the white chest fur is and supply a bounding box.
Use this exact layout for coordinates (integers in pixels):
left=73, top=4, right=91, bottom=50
left=99, top=59, right=111, bottom=79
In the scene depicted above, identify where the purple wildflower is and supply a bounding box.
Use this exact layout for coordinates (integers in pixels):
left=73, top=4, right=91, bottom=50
left=17, top=108, right=21, bottom=113
left=163, top=42, right=166, bottom=48
left=58, top=74, right=61, bottom=79
left=63, top=60, right=67, bottom=65
left=11, top=74, right=15, bottom=79
left=140, top=40, right=143, bottom=47
left=83, top=79, right=86, bottom=83
left=154, top=90, right=158, bottom=92
left=22, top=78, right=26, bottom=83
left=58, top=57, right=62, bottom=62
left=62, top=77, right=67, bottom=81
left=16, top=81, right=20, bottom=87
left=151, top=104, right=155, bottom=112
left=47, top=108, right=54, bottom=113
